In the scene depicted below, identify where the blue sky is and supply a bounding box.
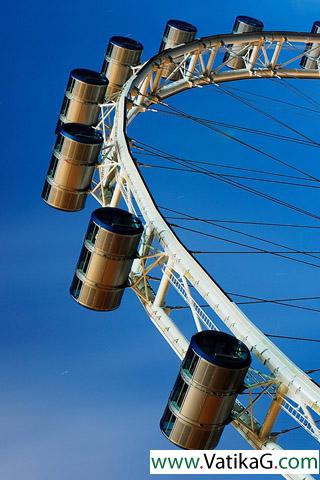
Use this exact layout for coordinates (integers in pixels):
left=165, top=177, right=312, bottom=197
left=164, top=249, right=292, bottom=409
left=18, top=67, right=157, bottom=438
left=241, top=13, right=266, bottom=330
left=1, top=0, right=320, bottom=479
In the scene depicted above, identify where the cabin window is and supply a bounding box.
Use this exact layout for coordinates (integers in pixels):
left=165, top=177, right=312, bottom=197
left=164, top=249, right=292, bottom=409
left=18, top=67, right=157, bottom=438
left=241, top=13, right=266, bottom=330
left=55, top=134, right=65, bottom=153
left=42, top=180, right=51, bottom=200
left=161, top=407, right=176, bottom=436
left=182, top=351, right=199, bottom=378
left=77, top=246, right=92, bottom=274
left=70, top=276, right=83, bottom=299
left=101, top=58, right=108, bottom=75
left=47, top=155, right=59, bottom=179
left=86, top=221, right=99, bottom=245
left=66, top=77, right=76, bottom=94
left=60, top=96, right=71, bottom=117
left=170, top=376, right=188, bottom=410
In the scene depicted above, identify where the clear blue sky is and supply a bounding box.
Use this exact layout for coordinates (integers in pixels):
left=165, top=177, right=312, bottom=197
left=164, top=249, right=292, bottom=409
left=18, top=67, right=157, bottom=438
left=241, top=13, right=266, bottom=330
left=1, top=0, right=320, bottom=479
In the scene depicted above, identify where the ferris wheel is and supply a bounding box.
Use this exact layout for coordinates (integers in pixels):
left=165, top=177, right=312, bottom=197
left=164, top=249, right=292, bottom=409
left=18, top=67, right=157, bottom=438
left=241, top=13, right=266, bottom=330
left=41, top=16, right=320, bottom=480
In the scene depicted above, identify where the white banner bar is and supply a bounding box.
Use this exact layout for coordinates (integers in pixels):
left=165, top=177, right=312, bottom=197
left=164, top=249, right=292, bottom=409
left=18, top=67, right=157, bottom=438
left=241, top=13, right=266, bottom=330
left=150, top=450, right=319, bottom=475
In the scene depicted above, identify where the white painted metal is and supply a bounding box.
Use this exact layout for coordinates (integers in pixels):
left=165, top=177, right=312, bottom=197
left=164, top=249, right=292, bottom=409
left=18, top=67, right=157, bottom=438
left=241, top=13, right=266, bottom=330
left=92, top=31, right=320, bottom=479
left=116, top=90, right=320, bottom=415
left=153, top=259, right=173, bottom=308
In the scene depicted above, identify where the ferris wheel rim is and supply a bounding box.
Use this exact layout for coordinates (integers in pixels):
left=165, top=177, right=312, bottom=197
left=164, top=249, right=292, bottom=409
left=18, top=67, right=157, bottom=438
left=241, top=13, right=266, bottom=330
left=112, top=30, right=320, bottom=406
left=96, top=30, right=320, bottom=462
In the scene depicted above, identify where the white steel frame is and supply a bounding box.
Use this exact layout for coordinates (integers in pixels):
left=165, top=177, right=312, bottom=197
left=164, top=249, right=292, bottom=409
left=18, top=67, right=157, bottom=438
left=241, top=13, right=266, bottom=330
left=92, top=31, right=320, bottom=480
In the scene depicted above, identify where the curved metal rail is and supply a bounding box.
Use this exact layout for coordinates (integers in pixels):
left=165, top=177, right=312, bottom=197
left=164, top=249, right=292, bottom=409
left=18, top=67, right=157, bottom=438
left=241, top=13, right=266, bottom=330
left=93, top=31, right=320, bottom=480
